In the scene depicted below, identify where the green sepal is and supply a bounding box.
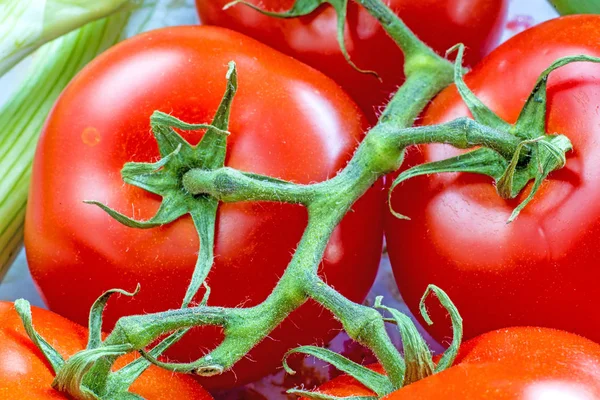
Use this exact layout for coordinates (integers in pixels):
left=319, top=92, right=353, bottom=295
left=419, top=285, right=462, bottom=373
left=84, top=197, right=189, bottom=229
left=195, top=61, right=237, bottom=168
left=88, top=285, right=141, bottom=350
left=224, top=0, right=379, bottom=79
left=53, top=344, right=134, bottom=400
left=14, top=299, right=65, bottom=374
left=120, top=144, right=182, bottom=196
left=283, top=346, right=393, bottom=396
left=374, top=297, right=433, bottom=385
left=182, top=202, right=218, bottom=307
left=388, top=148, right=507, bottom=219
left=287, top=389, right=377, bottom=400
left=515, top=55, right=600, bottom=138
left=496, top=137, right=543, bottom=199
left=505, top=135, right=571, bottom=222
left=105, top=330, right=188, bottom=396
left=447, top=44, right=510, bottom=131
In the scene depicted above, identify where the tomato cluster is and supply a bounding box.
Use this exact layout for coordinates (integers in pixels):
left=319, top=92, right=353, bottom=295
left=5, top=0, right=600, bottom=399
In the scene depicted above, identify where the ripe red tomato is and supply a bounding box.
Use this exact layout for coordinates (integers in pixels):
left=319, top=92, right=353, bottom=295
left=196, top=0, right=507, bottom=123
left=301, top=328, right=600, bottom=398
left=0, top=301, right=212, bottom=399
left=386, top=16, right=600, bottom=344
left=25, top=26, right=384, bottom=389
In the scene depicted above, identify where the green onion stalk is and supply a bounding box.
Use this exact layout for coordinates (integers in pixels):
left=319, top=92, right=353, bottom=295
left=0, top=0, right=136, bottom=75
left=548, top=0, right=600, bottom=15
left=0, top=0, right=197, bottom=278
left=12, top=0, right=596, bottom=398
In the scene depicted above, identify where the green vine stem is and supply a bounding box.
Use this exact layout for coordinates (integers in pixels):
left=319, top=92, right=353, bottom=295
left=14, top=0, right=583, bottom=398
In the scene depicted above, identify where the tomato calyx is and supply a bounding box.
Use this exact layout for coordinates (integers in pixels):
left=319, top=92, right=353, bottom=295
left=389, top=46, right=600, bottom=223
left=285, top=285, right=463, bottom=399
left=15, top=291, right=138, bottom=400
left=87, top=61, right=237, bottom=310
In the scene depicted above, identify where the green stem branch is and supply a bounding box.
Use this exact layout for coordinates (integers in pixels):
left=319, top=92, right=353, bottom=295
left=391, top=117, right=524, bottom=160
left=353, top=0, right=453, bottom=76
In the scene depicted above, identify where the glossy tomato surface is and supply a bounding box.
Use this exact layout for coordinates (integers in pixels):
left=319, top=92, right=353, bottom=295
left=0, top=302, right=212, bottom=399
left=302, top=328, right=600, bottom=399
left=196, top=0, right=507, bottom=123
left=25, top=26, right=384, bottom=389
left=386, top=16, right=600, bottom=344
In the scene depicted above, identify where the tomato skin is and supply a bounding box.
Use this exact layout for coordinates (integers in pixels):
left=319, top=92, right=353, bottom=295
left=386, top=16, right=600, bottom=344
left=304, top=328, right=600, bottom=399
left=196, top=0, right=507, bottom=124
left=25, top=26, right=383, bottom=389
left=0, top=302, right=212, bottom=399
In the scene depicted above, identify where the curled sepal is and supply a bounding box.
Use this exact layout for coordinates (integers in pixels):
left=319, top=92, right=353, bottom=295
left=496, top=137, right=544, bottom=199
left=388, top=148, right=507, bottom=219
left=447, top=44, right=510, bottom=131
left=224, top=0, right=378, bottom=79
left=287, top=389, right=377, bottom=400
left=506, top=135, right=571, bottom=223
left=88, top=285, right=141, bottom=350
left=53, top=344, right=134, bottom=400
left=84, top=196, right=189, bottom=229
left=419, top=285, right=462, bottom=373
left=283, top=346, right=393, bottom=397
left=516, top=54, right=600, bottom=139
left=374, top=297, right=434, bottom=385
left=14, top=299, right=65, bottom=374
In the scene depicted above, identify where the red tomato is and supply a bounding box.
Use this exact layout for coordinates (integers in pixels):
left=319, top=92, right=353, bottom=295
left=196, top=0, right=507, bottom=123
left=25, top=26, right=384, bottom=389
left=386, top=16, right=600, bottom=344
left=0, top=301, right=212, bottom=399
left=302, top=327, right=600, bottom=399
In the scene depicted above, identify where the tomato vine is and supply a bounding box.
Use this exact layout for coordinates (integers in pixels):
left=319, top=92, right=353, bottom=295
left=14, top=0, right=596, bottom=398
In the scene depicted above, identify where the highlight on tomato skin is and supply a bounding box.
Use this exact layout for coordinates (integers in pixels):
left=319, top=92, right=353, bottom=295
left=300, top=327, right=600, bottom=399
left=24, top=25, right=385, bottom=390
left=386, top=15, right=600, bottom=347
left=0, top=301, right=213, bottom=400
left=196, top=0, right=508, bottom=124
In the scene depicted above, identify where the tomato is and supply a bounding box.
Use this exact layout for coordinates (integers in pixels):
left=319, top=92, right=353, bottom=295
left=386, top=16, right=600, bottom=344
left=0, top=301, right=212, bottom=399
left=25, top=26, right=384, bottom=389
left=195, top=0, right=507, bottom=124
left=301, top=327, right=600, bottom=398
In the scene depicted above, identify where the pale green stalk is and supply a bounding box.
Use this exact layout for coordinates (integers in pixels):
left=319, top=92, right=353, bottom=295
left=0, top=0, right=197, bottom=279
left=0, top=0, right=139, bottom=74
left=548, top=0, right=600, bottom=14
